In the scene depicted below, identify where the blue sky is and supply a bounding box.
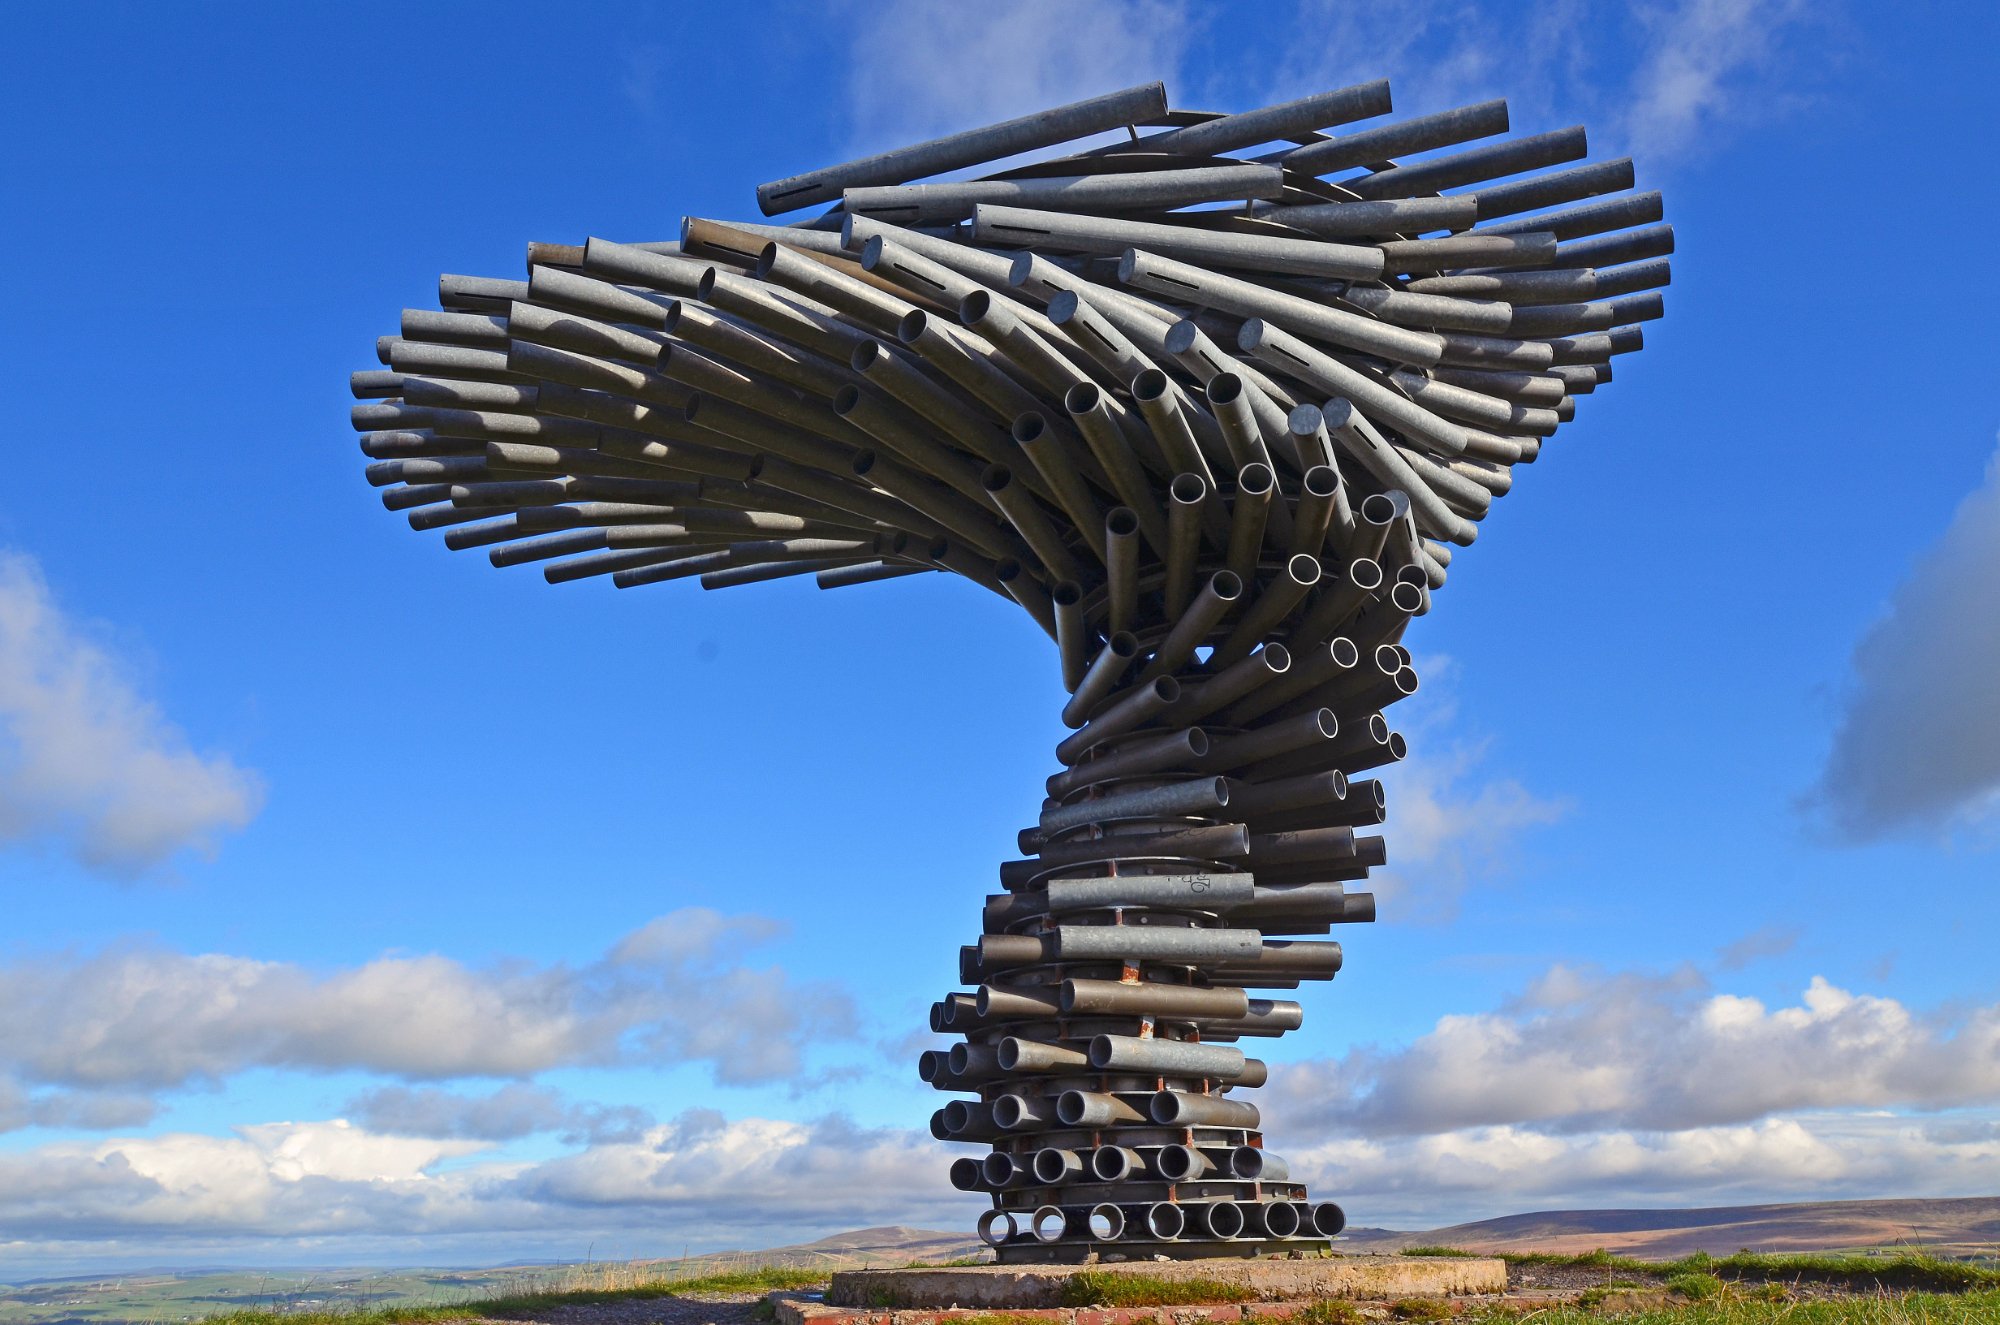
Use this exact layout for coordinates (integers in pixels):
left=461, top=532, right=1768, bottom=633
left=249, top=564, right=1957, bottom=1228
left=3, top=0, right=1998, bottom=1277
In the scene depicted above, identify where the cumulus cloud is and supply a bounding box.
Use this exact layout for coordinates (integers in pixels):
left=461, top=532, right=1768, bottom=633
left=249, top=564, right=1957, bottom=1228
left=0, top=1111, right=975, bottom=1250
left=1290, top=1111, right=2000, bottom=1228
left=346, top=1084, right=653, bottom=1146
left=1269, top=966, right=2000, bottom=1138
left=1369, top=658, right=1570, bottom=920
left=0, top=908, right=856, bottom=1097
left=0, top=1079, right=158, bottom=1135
left=838, top=0, right=1194, bottom=157
left=1810, top=438, right=2000, bottom=842
left=0, top=550, right=262, bottom=875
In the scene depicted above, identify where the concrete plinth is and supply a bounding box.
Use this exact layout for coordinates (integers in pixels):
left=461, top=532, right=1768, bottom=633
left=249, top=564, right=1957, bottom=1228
left=822, top=1257, right=1507, bottom=1310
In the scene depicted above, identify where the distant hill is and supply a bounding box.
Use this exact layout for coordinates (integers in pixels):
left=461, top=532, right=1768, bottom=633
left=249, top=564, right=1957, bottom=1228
left=1339, top=1196, right=2000, bottom=1259
left=632, top=1225, right=985, bottom=1270
left=9, top=1201, right=1997, bottom=1325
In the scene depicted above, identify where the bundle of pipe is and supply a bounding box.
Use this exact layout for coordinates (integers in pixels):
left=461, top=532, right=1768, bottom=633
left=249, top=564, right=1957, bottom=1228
left=347, top=75, right=1663, bottom=1262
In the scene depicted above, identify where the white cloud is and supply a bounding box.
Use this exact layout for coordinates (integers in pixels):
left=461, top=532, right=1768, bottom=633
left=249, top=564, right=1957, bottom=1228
left=346, top=1083, right=653, bottom=1146
left=0, top=1111, right=977, bottom=1255
left=1371, top=657, right=1570, bottom=920
left=1273, top=0, right=1826, bottom=164
left=0, top=1079, right=157, bottom=1135
left=1275, top=0, right=1593, bottom=129
left=0, top=909, right=856, bottom=1097
left=1290, top=1111, right=2000, bottom=1228
left=837, top=0, right=1195, bottom=157
left=1269, top=966, right=2000, bottom=1138
left=1622, top=0, right=1821, bottom=159
left=1810, top=437, right=2000, bottom=842
left=0, top=550, right=262, bottom=875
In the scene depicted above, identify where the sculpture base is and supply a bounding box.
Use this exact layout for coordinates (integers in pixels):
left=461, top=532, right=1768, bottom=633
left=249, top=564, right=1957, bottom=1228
left=824, top=1256, right=1509, bottom=1309
left=993, top=1236, right=1328, bottom=1263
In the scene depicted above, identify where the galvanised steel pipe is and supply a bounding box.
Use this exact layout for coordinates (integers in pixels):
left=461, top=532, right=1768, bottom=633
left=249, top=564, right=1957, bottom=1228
left=1142, top=569, right=1242, bottom=684
left=1269, top=195, right=1478, bottom=238
left=1278, top=98, right=1510, bottom=176
left=1042, top=284, right=1154, bottom=387
left=1151, top=1090, right=1261, bottom=1129
left=1063, top=979, right=1251, bottom=1019
left=1204, top=372, right=1273, bottom=471
left=1223, top=463, right=1275, bottom=585
left=1104, top=506, right=1141, bottom=636
left=1062, top=631, right=1141, bottom=728
left=1126, top=251, right=1446, bottom=368
left=1059, top=1091, right=1148, bottom=1128
left=997, top=1037, right=1093, bottom=1073
left=1143, top=80, right=1391, bottom=156
left=975, top=203, right=1383, bottom=281
left=1201, top=708, right=1339, bottom=774
left=1036, top=776, right=1232, bottom=837
left=350, top=73, right=1670, bottom=1263
left=1090, top=1145, right=1150, bottom=1182
left=1004, top=822, right=1250, bottom=880
left=1011, top=411, right=1109, bottom=563
left=1044, top=726, right=1208, bottom=799
left=1164, top=472, right=1208, bottom=619
left=1067, top=383, right=1169, bottom=556
left=1471, top=156, right=1635, bottom=221
left=1235, top=318, right=1469, bottom=460
left=756, top=82, right=1169, bottom=214
left=854, top=164, right=1284, bottom=224
left=1091, top=1035, right=1249, bottom=1079
left=1349, top=124, right=1588, bottom=199
left=1132, top=368, right=1218, bottom=488
left=1054, top=676, right=1182, bottom=764
left=1212, top=553, right=1322, bottom=667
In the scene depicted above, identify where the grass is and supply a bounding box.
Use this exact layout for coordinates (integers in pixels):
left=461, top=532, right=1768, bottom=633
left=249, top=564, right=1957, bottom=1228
left=1453, top=1288, right=2000, bottom=1322
left=1055, top=1271, right=1256, bottom=1307
left=193, top=1266, right=833, bottom=1325
left=1397, top=1246, right=2000, bottom=1294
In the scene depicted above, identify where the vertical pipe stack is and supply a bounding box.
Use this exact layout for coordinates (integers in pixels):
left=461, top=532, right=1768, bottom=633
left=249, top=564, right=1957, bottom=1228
left=344, top=75, right=1666, bottom=1261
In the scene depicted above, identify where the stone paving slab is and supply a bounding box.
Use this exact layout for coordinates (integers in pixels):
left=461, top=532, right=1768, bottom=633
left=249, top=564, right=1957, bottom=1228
left=813, top=1258, right=1507, bottom=1312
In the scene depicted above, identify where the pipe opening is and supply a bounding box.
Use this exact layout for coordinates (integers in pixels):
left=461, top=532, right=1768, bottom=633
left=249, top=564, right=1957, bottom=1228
left=1132, top=368, right=1169, bottom=402
left=1012, top=412, right=1047, bottom=443
left=1089, top=1204, right=1126, bottom=1240
left=1359, top=492, right=1401, bottom=526
left=1203, top=1200, right=1247, bottom=1239
left=1064, top=381, right=1101, bottom=414
left=1146, top=1202, right=1186, bottom=1240
left=1031, top=1205, right=1068, bottom=1243
left=1311, top=1201, right=1348, bottom=1237
left=1206, top=371, right=1243, bottom=405
left=977, top=1209, right=1018, bottom=1246
left=1263, top=1201, right=1303, bottom=1238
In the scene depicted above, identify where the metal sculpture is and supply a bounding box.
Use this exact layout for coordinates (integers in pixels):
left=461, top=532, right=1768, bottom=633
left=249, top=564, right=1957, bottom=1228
left=346, top=78, right=1667, bottom=1261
